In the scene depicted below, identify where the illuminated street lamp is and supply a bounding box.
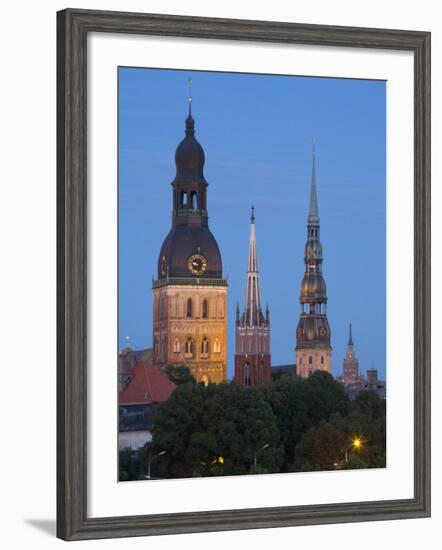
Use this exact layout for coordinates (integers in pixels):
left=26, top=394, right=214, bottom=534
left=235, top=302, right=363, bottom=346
left=146, top=450, right=167, bottom=480
left=254, top=443, right=269, bottom=472
left=344, top=437, right=363, bottom=463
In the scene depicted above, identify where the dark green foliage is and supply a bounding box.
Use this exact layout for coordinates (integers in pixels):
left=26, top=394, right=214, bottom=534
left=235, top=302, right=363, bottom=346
left=260, top=371, right=350, bottom=470
left=293, top=421, right=345, bottom=471
left=118, top=443, right=151, bottom=481
left=164, top=365, right=196, bottom=385
left=120, top=375, right=386, bottom=480
left=151, top=382, right=284, bottom=478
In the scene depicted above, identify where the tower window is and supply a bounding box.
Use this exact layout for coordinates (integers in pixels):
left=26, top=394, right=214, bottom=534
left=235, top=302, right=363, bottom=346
left=214, top=339, right=221, bottom=353
left=173, top=338, right=181, bottom=353
left=259, top=362, right=264, bottom=385
left=243, top=362, right=251, bottom=386
left=309, top=356, right=313, bottom=365
left=321, top=356, right=324, bottom=364
left=201, top=337, right=209, bottom=357
left=202, top=299, right=208, bottom=319
left=186, top=298, right=193, bottom=318
left=185, top=337, right=194, bottom=357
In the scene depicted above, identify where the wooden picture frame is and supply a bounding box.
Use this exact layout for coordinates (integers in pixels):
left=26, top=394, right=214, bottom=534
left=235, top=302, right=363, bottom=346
left=57, top=8, right=431, bottom=541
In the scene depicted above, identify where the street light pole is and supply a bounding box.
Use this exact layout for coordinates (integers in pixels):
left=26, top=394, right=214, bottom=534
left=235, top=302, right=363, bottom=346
left=146, top=450, right=166, bottom=480
left=253, top=443, right=269, bottom=472
left=344, top=437, right=363, bottom=464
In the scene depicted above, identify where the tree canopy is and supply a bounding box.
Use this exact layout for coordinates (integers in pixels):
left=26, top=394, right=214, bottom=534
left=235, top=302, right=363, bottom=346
left=119, top=372, right=386, bottom=480
left=151, top=382, right=284, bottom=478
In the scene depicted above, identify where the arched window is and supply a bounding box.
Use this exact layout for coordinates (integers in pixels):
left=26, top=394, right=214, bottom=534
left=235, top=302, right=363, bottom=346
left=309, top=356, right=313, bottom=365
left=243, top=362, right=251, bottom=386
left=201, top=337, right=209, bottom=357
left=173, top=338, right=180, bottom=353
left=185, top=337, right=194, bottom=357
left=186, top=298, right=193, bottom=318
left=321, top=355, right=324, bottom=365
left=202, top=299, right=208, bottom=319
left=214, top=339, right=221, bottom=353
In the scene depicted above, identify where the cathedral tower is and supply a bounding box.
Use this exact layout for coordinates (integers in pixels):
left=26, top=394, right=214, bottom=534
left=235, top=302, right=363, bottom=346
left=341, top=323, right=361, bottom=385
left=152, top=89, right=227, bottom=384
left=295, top=145, right=332, bottom=377
left=235, top=208, right=271, bottom=386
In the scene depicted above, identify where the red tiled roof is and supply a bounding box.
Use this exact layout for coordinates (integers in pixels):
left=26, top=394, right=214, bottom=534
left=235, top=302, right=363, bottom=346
left=119, top=361, right=176, bottom=405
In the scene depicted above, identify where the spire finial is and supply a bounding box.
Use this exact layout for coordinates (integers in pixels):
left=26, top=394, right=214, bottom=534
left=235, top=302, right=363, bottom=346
left=187, top=77, right=192, bottom=115
left=251, top=205, right=255, bottom=224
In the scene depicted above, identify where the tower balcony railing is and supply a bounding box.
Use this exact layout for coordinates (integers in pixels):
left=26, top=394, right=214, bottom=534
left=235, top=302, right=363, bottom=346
left=176, top=208, right=208, bottom=217
left=153, top=276, right=228, bottom=288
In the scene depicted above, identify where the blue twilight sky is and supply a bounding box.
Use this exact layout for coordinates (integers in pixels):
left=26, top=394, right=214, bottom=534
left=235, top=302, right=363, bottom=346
left=118, top=67, right=386, bottom=380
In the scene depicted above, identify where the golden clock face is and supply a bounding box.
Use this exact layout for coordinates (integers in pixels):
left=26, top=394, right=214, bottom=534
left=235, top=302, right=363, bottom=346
left=188, top=254, right=207, bottom=276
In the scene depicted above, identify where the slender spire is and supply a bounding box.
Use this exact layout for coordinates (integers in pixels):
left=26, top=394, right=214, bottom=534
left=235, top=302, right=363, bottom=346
left=308, top=141, right=319, bottom=224
left=348, top=323, right=353, bottom=346
left=247, top=208, right=258, bottom=273
left=243, top=208, right=263, bottom=326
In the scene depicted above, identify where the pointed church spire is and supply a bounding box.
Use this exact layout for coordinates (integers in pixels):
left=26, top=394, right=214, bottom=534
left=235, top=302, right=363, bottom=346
left=243, top=208, right=262, bottom=326
left=247, top=206, right=258, bottom=273
left=348, top=323, right=354, bottom=346
left=308, top=141, right=319, bottom=224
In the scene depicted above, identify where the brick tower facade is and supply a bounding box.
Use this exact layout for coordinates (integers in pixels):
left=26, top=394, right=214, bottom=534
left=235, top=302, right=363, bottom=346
left=152, top=95, right=227, bottom=385
left=235, top=208, right=271, bottom=386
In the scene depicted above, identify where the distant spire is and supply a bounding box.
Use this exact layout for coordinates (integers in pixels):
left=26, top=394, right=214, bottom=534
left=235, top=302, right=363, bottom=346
left=251, top=205, right=255, bottom=224
left=348, top=323, right=354, bottom=346
left=308, top=141, right=319, bottom=224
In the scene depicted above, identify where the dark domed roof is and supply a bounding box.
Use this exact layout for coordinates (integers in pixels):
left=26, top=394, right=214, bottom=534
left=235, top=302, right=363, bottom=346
left=173, top=114, right=207, bottom=185
left=158, top=224, right=222, bottom=279
left=296, top=315, right=331, bottom=349
left=300, top=272, right=327, bottom=302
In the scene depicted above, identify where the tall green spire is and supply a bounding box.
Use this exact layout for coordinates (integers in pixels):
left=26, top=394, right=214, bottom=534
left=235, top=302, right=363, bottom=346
left=308, top=142, right=320, bottom=224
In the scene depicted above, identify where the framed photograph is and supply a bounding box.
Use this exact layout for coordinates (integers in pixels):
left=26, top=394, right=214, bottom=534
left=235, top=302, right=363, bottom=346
left=57, top=8, right=431, bottom=541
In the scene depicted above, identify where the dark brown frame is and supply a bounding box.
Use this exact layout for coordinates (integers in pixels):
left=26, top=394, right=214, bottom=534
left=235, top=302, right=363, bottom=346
left=57, top=8, right=431, bottom=541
